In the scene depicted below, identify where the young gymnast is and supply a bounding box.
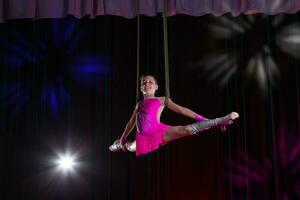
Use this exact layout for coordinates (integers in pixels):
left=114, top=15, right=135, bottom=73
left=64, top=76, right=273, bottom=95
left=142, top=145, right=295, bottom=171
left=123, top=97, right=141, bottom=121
left=109, top=75, right=239, bottom=156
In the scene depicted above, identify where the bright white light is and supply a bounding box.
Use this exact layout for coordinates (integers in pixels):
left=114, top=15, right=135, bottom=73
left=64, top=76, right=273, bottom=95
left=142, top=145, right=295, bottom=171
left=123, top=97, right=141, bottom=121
left=55, top=153, right=77, bottom=173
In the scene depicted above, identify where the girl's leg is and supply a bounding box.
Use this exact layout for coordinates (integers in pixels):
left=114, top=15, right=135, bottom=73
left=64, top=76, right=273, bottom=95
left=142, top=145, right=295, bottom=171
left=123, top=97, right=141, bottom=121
left=163, top=112, right=239, bottom=143
left=163, top=126, right=191, bottom=143
left=110, top=112, right=239, bottom=152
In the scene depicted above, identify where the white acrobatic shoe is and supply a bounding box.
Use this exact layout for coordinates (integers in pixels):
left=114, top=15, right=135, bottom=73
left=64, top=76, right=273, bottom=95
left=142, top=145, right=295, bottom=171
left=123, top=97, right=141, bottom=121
left=109, top=139, right=122, bottom=152
left=109, top=139, right=136, bottom=152
left=125, top=141, right=136, bottom=152
left=223, top=112, right=239, bottom=125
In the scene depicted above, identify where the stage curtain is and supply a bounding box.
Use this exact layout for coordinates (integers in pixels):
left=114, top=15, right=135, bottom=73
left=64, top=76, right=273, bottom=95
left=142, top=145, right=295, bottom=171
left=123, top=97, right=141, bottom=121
left=0, top=0, right=300, bottom=22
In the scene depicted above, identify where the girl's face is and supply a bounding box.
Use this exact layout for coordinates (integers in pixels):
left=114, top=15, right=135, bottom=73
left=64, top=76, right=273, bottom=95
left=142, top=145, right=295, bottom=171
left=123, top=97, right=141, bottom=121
left=140, top=76, right=158, bottom=95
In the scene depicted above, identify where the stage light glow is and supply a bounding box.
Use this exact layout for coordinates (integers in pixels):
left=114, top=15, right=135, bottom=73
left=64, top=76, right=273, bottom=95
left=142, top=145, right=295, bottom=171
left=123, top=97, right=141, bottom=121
left=0, top=17, right=108, bottom=119
left=191, top=14, right=300, bottom=93
left=229, top=124, right=300, bottom=199
left=55, top=153, right=78, bottom=173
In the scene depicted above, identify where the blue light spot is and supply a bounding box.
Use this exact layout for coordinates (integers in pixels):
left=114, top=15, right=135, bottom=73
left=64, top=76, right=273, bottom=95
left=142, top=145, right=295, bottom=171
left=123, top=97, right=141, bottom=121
left=59, top=86, right=69, bottom=105
left=49, top=87, right=59, bottom=118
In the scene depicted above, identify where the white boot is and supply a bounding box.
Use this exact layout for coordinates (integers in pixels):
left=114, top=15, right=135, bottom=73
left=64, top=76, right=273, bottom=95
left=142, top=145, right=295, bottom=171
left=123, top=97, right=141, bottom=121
left=109, top=139, right=122, bottom=152
left=187, top=112, right=239, bottom=135
left=125, top=141, right=136, bottom=152
left=109, top=139, right=136, bottom=152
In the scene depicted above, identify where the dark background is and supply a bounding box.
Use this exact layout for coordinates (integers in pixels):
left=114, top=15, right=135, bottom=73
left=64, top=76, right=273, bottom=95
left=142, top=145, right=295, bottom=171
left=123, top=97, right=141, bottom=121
left=0, top=13, right=300, bottom=200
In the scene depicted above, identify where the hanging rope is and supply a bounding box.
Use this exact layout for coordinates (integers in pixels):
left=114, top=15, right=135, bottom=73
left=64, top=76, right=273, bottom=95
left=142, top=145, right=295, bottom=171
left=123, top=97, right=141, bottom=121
left=136, top=0, right=140, bottom=103
left=163, top=0, right=170, bottom=105
left=136, top=0, right=171, bottom=104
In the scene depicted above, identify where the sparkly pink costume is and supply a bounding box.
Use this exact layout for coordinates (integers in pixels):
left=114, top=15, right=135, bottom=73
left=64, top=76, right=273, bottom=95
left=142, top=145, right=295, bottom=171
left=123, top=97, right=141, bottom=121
left=136, top=98, right=170, bottom=156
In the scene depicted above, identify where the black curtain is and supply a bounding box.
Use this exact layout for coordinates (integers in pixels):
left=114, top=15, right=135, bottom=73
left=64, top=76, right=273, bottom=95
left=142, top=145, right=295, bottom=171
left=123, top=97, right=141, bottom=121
left=1, top=13, right=300, bottom=200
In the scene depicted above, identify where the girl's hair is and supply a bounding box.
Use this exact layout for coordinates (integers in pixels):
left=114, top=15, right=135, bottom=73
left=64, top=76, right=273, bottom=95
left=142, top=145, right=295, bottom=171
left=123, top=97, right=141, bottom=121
left=139, top=74, right=159, bottom=85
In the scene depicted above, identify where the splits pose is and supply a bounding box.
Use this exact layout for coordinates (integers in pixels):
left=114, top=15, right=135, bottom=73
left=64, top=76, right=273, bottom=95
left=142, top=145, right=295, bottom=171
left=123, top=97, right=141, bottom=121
left=109, top=75, right=239, bottom=156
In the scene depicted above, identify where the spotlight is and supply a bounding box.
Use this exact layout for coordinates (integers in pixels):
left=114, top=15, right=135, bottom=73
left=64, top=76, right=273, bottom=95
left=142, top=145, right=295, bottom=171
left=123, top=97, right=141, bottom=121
left=55, top=153, right=78, bottom=173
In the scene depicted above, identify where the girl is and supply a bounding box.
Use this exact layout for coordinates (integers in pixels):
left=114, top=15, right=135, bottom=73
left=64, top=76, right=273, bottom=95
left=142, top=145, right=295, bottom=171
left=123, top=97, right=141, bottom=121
left=109, top=75, right=239, bottom=156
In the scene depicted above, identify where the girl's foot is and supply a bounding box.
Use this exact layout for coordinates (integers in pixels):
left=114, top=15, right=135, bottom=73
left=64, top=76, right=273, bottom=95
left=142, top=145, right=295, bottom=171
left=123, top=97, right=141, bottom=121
left=125, top=141, right=136, bottom=152
left=109, top=139, right=122, bottom=152
left=109, top=140, right=136, bottom=152
left=222, top=112, right=239, bottom=125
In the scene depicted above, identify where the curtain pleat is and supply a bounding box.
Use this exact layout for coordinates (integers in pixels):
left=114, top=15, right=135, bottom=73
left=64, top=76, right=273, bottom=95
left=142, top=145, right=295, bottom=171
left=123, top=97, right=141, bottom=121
left=0, top=0, right=300, bottom=22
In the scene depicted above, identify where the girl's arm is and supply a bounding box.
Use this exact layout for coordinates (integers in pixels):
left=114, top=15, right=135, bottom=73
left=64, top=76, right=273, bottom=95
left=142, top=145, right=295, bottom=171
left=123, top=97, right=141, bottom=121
left=164, top=97, right=207, bottom=121
left=120, top=103, right=138, bottom=145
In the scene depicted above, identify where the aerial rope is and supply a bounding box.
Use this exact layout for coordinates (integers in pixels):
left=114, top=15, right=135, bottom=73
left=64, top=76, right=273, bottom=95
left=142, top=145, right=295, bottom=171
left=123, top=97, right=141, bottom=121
left=136, top=0, right=170, bottom=103
left=162, top=0, right=170, bottom=104
left=136, top=0, right=140, bottom=103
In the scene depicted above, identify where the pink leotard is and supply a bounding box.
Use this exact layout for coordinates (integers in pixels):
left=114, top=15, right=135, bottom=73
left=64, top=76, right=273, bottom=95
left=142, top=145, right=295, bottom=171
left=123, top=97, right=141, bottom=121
left=135, top=98, right=170, bottom=156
